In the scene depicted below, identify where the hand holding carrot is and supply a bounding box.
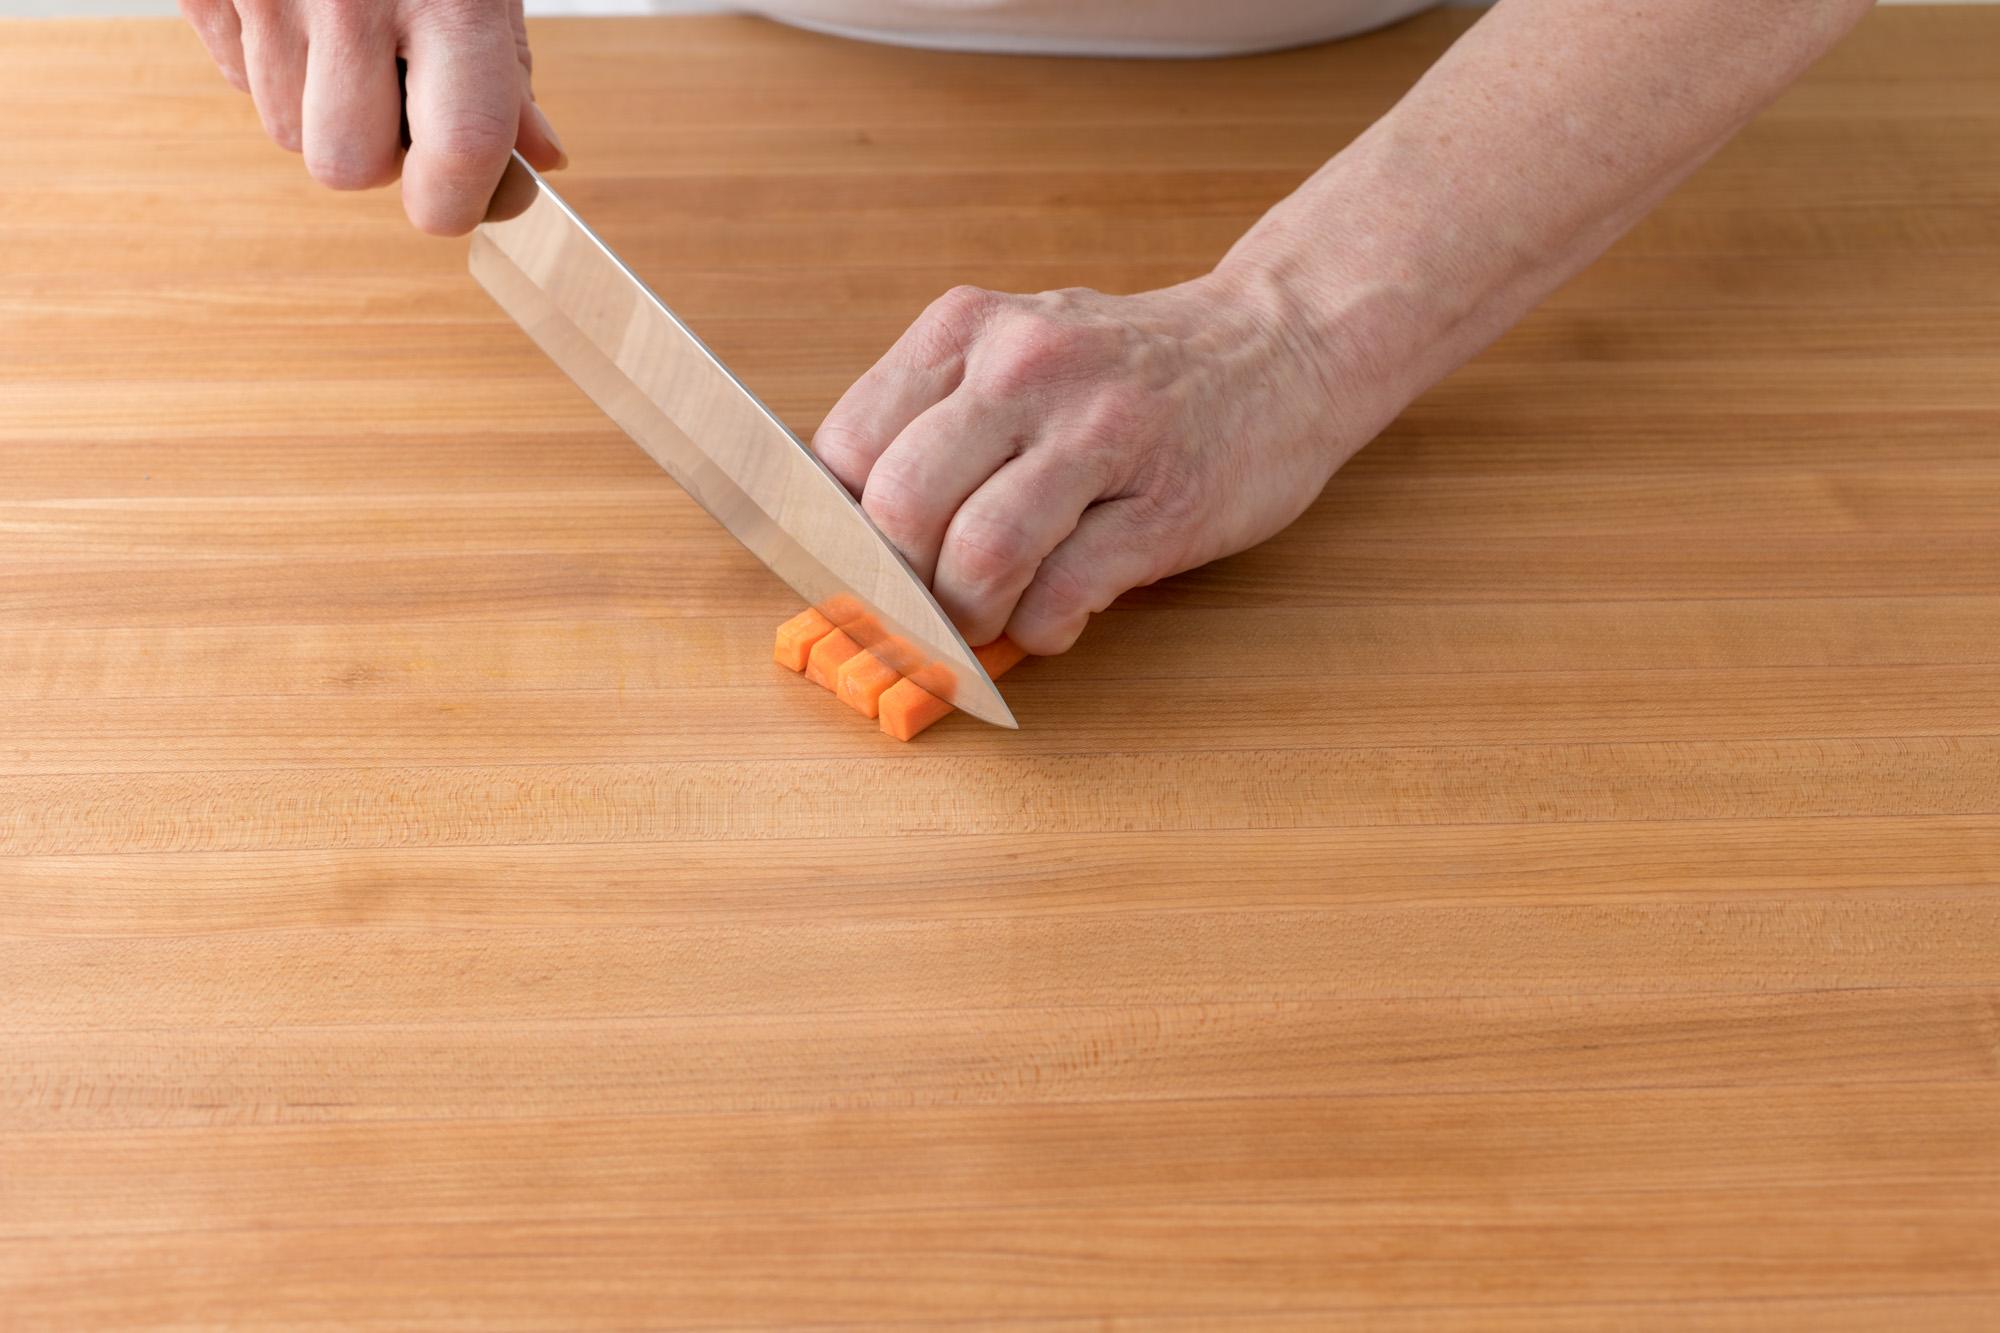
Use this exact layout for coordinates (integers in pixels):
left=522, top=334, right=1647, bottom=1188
left=811, top=272, right=1386, bottom=657
left=811, top=0, right=1878, bottom=659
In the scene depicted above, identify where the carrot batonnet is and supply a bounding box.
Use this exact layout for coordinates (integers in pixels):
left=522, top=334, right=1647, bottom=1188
left=773, top=608, right=836, bottom=672
left=972, top=637, right=1029, bottom=679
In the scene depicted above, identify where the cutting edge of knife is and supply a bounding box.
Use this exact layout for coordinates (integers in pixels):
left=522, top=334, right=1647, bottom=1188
left=482, top=152, right=1018, bottom=730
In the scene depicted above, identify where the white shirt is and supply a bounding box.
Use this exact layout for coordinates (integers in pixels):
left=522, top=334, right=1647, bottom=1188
left=546, top=1, right=1440, bottom=57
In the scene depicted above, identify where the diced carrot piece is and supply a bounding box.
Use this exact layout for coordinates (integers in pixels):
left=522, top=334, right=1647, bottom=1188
left=841, top=610, right=885, bottom=644
left=879, top=636, right=1027, bottom=741
left=878, top=678, right=955, bottom=742
left=773, top=608, right=836, bottom=672
left=820, top=594, right=866, bottom=631
left=835, top=649, right=902, bottom=718
left=805, top=629, right=863, bottom=691
left=778, top=601, right=1029, bottom=740
left=903, top=661, right=955, bottom=697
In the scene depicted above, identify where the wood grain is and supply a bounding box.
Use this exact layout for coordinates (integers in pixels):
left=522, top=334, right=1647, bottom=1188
left=3, top=8, right=1998, bottom=1329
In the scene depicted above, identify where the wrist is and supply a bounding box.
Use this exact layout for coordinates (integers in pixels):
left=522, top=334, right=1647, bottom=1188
left=1202, top=207, right=1437, bottom=469
left=1210, top=128, right=1538, bottom=441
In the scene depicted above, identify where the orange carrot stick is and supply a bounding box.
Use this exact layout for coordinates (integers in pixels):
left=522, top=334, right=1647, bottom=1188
left=835, top=649, right=902, bottom=718
left=879, top=637, right=1027, bottom=741
left=805, top=628, right=864, bottom=691
left=973, top=637, right=1028, bottom=678
left=773, top=608, right=836, bottom=672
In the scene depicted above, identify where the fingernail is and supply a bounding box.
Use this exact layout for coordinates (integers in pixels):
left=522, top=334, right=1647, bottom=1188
left=527, top=100, right=568, bottom=169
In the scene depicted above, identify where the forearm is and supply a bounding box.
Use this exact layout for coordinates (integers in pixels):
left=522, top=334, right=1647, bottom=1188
left=1218, top=0, right=1876, bottom=439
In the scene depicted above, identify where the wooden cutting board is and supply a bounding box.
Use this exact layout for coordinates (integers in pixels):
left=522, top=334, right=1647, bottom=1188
left=4, top=10, right=1998, bottom=1327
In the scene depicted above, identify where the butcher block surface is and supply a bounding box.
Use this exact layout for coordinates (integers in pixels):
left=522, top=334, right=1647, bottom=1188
left=4, top=9, right=1999, bottom=1328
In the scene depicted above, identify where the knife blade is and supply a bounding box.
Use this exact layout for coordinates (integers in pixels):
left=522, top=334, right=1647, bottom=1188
left=467, top=152, right=1015, bottom=729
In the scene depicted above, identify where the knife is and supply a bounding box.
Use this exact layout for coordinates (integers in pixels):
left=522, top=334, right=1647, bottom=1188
left=467, top=152, right=1016, bottom=729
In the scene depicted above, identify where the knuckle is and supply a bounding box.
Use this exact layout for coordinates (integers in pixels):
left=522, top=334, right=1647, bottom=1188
left=1137, top=445, right=1204, bottom=525
left=860, top=471, right=931, bottom=542
left=306, top=142, right=392, bottom=190
left=927, top=284, right=1000, bottom=334
left=1043, top=388, right=1156, bottom=496
left=907, top=285, right=998, bottom=368
left=1032, top=556, right=1097, bottom=620
left=976, top=316, right=1088, bottom=396
left=810, top=420, right=877, bottom=490
left=1119, top=490, right=1197, bottom=575
left=1136, top=462, right=1197, bottom=526
left=408, top=0, right=504, bottom=31
left=945, top=515, right=1034, bottom=593
left=810, top=417, right=863, bottom=458
left=313, top=0, right=377, bottom=35
left=1007, top=567, right=1093, bottom=657
left=424, top=106, right=516, bottom=165
left=1006, top=617, right=1077, bottom=658
left=1076, top=382, right=1152, bottom=445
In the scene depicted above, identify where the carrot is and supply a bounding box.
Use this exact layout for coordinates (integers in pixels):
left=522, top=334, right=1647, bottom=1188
left=773, top=607, right=836, bottom=672
left=835, top=649, right=902, bottom=718
left=780, top=604, right=1029, bottom=739
left=878, top=636, right=1027, bottom=741
left=972, top=637, right=1028, bottom=679
left=877, top=679, right=952, bottom=742
left=821, top=595, right=888, bottom=646
left=805, top=628, right=864, bottom=691
left=820, top=594, right=865, bottom=626
left=903, top=638, right=1027, bottom=699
